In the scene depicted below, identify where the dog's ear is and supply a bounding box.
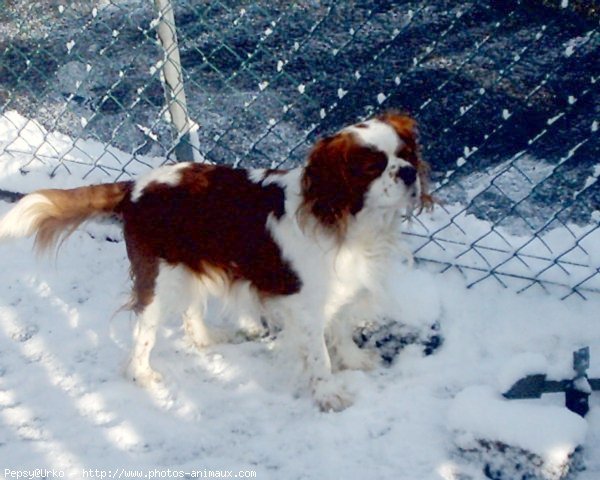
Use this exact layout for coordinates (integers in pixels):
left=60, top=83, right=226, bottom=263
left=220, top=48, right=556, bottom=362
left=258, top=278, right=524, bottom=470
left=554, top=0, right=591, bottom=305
left=300, top=134, right=353, bottom=237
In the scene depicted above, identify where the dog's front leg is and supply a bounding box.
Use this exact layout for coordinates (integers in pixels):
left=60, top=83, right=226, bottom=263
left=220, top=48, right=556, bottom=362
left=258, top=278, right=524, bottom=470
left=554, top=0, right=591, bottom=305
left=317, top=288, right=379, bottom=373
left=291, top=306, right=354, bottom=412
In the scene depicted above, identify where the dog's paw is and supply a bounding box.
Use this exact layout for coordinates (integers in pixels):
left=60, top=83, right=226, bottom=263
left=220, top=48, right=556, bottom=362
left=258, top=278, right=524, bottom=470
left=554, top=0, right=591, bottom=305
left=312, top=378, right=354, bottom=412
left=185, top=330, right=216, bottom=350
left=125, top=362, right=163, bottom=388
left=184, top=316, right=234, bottom=350
left=332, top=345, right=380, bottom=372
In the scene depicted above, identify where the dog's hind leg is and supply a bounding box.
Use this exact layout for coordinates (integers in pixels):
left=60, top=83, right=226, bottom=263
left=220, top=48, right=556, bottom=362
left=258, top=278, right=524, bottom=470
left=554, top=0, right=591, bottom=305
left=182, top=274, right=236, bottom=349
left=182, top=288, right=214, bottom=349
left=126, top=296, right=164, bottom=386
left=124, top=253, right=164, bottom=387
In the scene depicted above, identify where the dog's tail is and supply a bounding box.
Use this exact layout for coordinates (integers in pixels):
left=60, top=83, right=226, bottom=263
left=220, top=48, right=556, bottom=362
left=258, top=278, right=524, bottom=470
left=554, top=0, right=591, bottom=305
left=0, top=182, right=132, bottom=254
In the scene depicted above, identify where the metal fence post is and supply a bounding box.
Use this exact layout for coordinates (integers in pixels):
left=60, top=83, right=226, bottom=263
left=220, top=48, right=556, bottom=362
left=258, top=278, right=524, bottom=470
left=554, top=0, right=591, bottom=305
left=153, top=0, right=202, bottom=162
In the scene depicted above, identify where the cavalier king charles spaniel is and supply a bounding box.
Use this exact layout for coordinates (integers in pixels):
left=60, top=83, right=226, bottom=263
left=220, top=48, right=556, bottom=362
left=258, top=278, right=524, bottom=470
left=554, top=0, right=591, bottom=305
left=0, top=112, right=431, bottom=411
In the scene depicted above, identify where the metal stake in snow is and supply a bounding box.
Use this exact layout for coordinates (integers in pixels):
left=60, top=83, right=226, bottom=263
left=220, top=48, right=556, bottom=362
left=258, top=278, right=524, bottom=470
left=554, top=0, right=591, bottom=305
left=504, top=347, right=600, bottom=417
left=153, top=0, right=201, bottom=162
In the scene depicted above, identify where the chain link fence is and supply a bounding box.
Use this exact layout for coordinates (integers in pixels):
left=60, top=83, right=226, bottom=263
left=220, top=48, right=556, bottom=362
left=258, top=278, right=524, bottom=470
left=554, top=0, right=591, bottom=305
left=0, top=0, right=598, bottom=299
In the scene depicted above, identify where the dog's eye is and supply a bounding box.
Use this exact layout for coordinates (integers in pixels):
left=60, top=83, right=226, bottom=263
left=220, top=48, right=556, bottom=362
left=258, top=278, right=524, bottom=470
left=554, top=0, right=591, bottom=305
left=363, top=158, right=387, bottom=175
left=360, top=152, right=388, bottom=176
left=347, top=147, right=387, bottom=178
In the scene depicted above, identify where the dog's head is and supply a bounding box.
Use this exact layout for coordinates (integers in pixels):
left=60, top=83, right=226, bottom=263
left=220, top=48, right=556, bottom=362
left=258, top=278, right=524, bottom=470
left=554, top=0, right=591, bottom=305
left=300, top=112, right=431, bottom=236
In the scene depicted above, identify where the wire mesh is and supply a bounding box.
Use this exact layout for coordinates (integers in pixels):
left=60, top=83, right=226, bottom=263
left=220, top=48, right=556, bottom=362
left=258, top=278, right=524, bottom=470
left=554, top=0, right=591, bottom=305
left=0, top=0, right=598, bottom=298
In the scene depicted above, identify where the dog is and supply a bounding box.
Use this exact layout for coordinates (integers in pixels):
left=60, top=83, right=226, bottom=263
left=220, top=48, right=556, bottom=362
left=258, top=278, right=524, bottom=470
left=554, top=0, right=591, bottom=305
left=0, top=112, right=431, bottom=411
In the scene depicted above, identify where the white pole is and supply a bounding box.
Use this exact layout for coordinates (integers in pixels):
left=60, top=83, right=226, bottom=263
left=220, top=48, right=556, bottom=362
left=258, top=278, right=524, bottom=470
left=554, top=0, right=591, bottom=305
left=153, top=0, right=202, bottom=162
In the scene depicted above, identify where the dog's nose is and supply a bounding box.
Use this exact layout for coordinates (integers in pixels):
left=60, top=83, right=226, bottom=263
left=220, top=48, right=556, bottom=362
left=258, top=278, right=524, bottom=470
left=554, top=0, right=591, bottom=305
left=396, top=166, right=417, bottom=186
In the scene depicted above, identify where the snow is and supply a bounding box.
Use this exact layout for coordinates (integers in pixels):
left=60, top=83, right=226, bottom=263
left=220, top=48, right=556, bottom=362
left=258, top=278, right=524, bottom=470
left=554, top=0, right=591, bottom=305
left=448, top=386, right=587, bottom=466
left=0, top=112, right=600, bottom=479
left=0, top=111, right=155, bottom=193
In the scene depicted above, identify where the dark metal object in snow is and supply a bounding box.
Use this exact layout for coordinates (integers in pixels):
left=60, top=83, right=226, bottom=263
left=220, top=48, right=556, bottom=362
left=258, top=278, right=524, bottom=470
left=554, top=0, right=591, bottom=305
left=354, top=321, right=443, bottom=365
left=0, top=189, right=24, bottom=203
left=503, top=347, right=600, bottom=417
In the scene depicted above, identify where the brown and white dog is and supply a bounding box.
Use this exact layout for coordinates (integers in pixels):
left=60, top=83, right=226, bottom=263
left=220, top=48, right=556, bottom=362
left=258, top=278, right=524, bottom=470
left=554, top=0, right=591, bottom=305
left=0, top=112, right=431, bottom=411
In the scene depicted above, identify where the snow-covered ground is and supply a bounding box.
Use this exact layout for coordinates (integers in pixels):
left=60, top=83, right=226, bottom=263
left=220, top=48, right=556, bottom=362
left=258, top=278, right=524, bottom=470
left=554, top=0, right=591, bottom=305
left=0, top=112, right=599, bottom=479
